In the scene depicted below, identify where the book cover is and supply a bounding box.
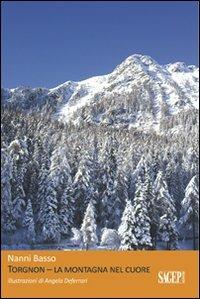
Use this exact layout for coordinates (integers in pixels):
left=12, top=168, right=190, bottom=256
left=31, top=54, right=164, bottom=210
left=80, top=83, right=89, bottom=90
left=1, top=1, right=199, bottom=298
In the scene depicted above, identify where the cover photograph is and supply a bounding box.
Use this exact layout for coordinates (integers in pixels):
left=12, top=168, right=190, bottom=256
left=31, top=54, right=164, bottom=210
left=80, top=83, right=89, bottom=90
left=1, top=1, right=199, bottom=298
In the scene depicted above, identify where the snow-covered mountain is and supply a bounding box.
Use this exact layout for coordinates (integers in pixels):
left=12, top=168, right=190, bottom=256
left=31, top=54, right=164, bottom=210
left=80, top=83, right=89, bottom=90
left=2, top=54, right=199, bottom=250
left=2, top=54, right=199, bottom=131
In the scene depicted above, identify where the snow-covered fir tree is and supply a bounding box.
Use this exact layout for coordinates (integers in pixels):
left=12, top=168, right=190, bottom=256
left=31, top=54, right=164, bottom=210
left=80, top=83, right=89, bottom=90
left=180, top=175, right=199, bottom=249
left=9, top=139, right=27, bottom=225
left=59, top=186, right=75, bottom=236
left=148, top=150, right=160, bottom=182
left=100, top=137, right=118, bottom=228
left=100, top=228, right=120, bottom=249
left=154, top=170, right=177, bottom=219
left=118, top=200, right=138, bottom=250
left=70, top=228, right=83, bottom=246
left=49, top=146, right=71, bottom=200
left=56, top=149, right=74, bottom=237
left=73, top=149, right=96, bottom=226
left=165, top=153, right=187, bottom=218
left=1, top=147, right=16, bottom=233
left=24, top=160, right=39, bottom=214
left=42, top=181, right=61, bottom=243
left=132, top=179, right=152, bottom=250
left=130, top=155, right=146, bottom=195
left=143, top=168, right=159, bottom=248
left=110, top=169, right=128, bottom=228
left=154, top=170, right=178, bottom=249
left=36, top=141, right=51, bottom=230
left=37, top=161, right=49, bottom=230
left=159, top=211, right=179, bottom=250
left=185, top=148, right=199, bottom=179
left=80, top=201, right=98, bottom=250
left=23, top=199, right=36, bottom=244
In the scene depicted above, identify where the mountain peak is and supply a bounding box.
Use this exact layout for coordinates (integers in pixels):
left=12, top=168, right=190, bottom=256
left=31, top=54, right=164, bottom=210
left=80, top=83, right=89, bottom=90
left=115, top=54, right=158, bottom=72
left=2, top=54, right=199, bottom=132
left=124, top=54, right=157, bottom=65
left=165, top=62, right=198, bottom=73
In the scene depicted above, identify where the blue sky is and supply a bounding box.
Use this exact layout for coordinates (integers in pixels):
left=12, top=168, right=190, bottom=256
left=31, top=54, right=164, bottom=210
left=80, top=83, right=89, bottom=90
left=2, top=1, right=199, bottom=88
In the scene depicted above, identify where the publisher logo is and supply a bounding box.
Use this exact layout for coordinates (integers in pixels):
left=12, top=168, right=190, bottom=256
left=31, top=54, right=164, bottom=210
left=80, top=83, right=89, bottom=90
left=158, top=271, right=185, bottom=284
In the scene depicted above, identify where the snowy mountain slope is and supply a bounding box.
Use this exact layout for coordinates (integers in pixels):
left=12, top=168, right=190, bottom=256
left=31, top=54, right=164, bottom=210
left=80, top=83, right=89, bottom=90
left=2, top=54, right=199, bottom=131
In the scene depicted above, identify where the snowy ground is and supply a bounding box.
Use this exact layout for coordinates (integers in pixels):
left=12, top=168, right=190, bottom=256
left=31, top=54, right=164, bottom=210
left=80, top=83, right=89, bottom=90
left=1, top=239, right=198, bottom=250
